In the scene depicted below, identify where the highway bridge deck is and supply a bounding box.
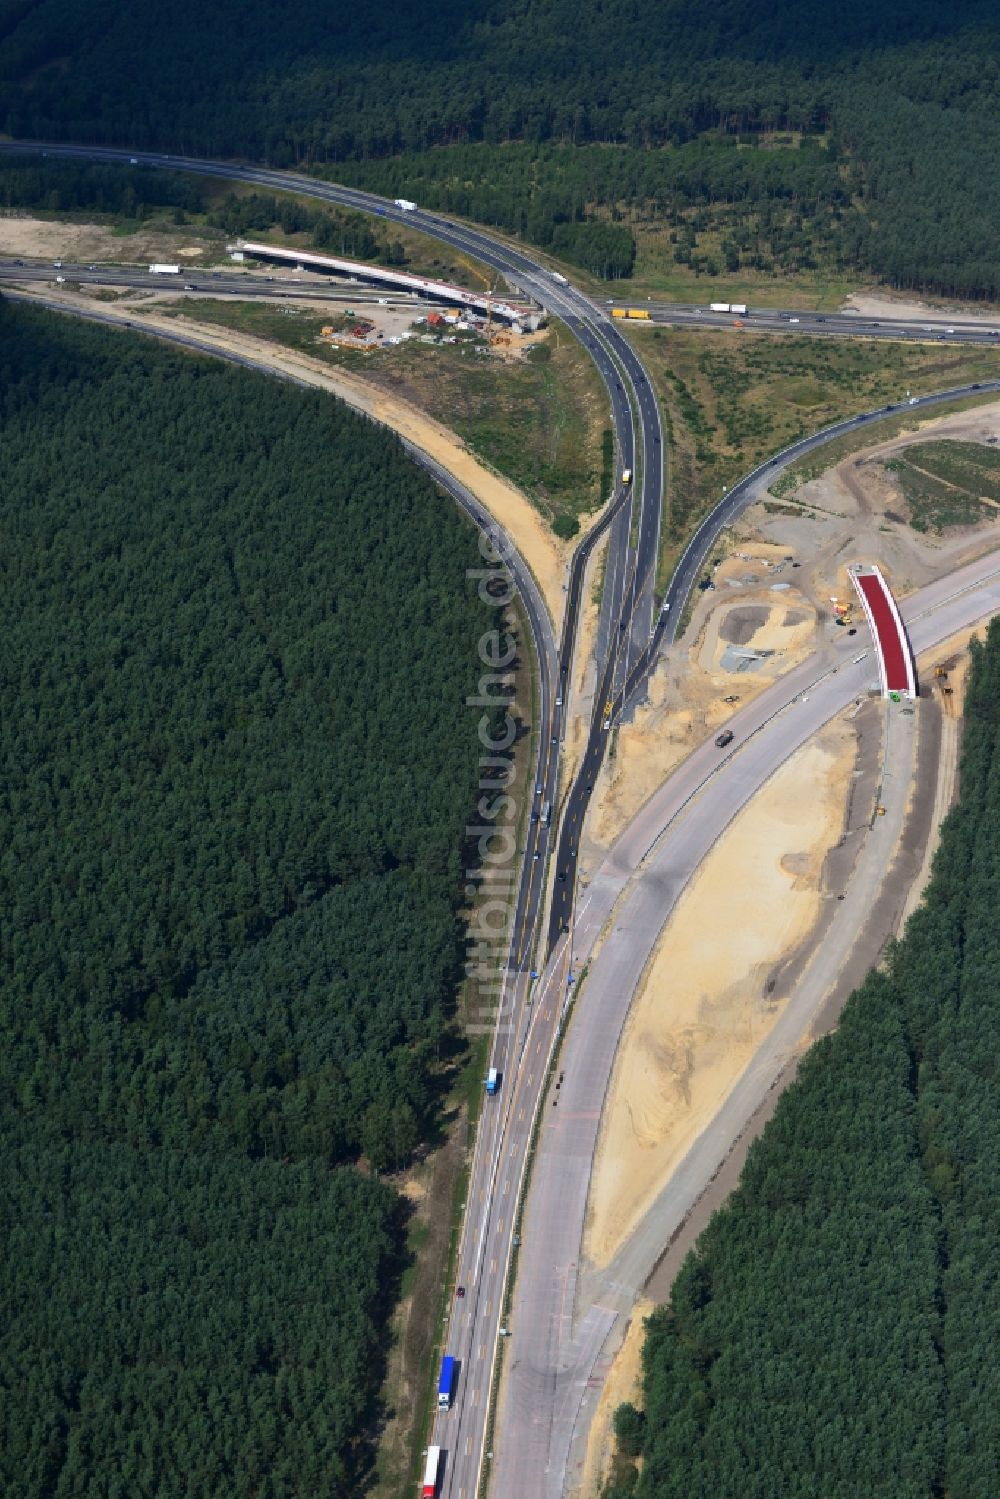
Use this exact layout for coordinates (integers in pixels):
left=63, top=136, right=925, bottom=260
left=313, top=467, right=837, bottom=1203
left=852, top=564, right=917, bottom=698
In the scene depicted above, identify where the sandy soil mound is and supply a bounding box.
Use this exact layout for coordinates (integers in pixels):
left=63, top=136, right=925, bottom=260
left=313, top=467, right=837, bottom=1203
left=585, top=719, right=857, bottom=1270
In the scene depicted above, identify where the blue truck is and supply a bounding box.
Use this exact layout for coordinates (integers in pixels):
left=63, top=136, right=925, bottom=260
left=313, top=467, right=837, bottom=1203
left=438, top=1355, right=456, bottom=1411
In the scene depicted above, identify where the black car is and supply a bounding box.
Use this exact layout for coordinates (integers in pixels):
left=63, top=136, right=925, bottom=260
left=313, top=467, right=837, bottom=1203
left=715, top=730, right=734, bottom=749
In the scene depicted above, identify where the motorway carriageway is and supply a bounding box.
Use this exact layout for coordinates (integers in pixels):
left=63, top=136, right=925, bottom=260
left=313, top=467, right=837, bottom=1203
left=633, top=301, right=1000, bottom=346
left=0, top=258, right=453, bottom=309
left=493, top=543, right=1000, bottom=1499
left=6, top=142, right=996, bottom=1496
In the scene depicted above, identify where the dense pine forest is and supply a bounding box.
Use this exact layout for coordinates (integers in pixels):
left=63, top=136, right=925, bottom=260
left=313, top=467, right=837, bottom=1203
left=1, top=0, right=1000, bottom=293
left=0, top=299, right=499, bottom=1495
left=611, top=625, right=1000, bottom=1498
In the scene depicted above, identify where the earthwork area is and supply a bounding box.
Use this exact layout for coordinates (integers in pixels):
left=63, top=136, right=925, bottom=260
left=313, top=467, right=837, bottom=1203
left=576, top=400, right=1000, bottom=1494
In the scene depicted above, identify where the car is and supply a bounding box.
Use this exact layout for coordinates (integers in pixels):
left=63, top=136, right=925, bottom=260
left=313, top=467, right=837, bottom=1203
left=558, top=871, right=567, bottom=882
left=14, top=259, right=23, bottom=266
left=972, top=383, right=982, bottom=389
left=715, top=730, right=734, bottom=748
left=946, top=327, right=955, bottom=334
left=129, top=157, right=138, bottom=165
left=789, top=317, right=800, bottom=324
left=52, top=261, right=62, bottom=268
left=456, top=1286, right=465, bottom=1299
left=530, top=810, right=539, bottom=824
left=816, top=316, right=827, bottom=323
left=183, top=283, right=195, bottom=291
left=533, top=851, right=540, bottom=861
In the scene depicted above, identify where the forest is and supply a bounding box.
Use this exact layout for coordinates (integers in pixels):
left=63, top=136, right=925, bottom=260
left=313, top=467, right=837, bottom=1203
left=610, top=623, right=1000, bottom=1497
left=1, top=0, right=999, bottom=293
left=0, top=298, right=499, bottom=1494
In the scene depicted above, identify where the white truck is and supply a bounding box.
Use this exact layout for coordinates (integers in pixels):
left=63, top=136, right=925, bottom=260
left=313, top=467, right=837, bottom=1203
left=149, top=263, right=180, bottom=275
left=709, top=302, right=748, bottom=315
left=550, top=271, right=568, bottom=285
left=394, top=198, right=417, bottom=212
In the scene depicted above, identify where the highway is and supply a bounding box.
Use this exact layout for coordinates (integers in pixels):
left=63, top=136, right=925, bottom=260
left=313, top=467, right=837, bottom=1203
left=0, top=257, right=450, bottom=306
left=494, top=541, right=1000, bottom=1499
left=0, top=140, right=666, bottom=1499
left=5, top=141, right=999, bottom=1499
left=636, top=300, right=1000, bottom=345
left=0, top=140, right=667, bottom=677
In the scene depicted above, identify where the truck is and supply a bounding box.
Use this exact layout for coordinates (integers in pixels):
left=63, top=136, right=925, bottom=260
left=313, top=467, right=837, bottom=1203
left=550, top=271, right=569, bottom=285
left=621, top=468, right=632, bottom=485
left=540, top=799, right=551, bottom=826
left=394, top=198, right=417, bottom=212
left=422, top=1446, right=442, bottom=1497
left=438, top=1356, right=456, bottom=1411
left=709, top=302, right=748, bottom=315
left=626, top=308, right=651, bottom=320
left=149, top=263, right=180, bottom=275
left=611, top=308, right=627, bottom=318
left=485, top=1067, right=501, bottom=1096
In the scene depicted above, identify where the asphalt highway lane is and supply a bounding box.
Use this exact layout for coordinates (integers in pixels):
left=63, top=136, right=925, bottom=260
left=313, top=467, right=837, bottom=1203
left=643, top=300, right=1000, bottom=345
left=0, top=141, right=657, bottom=1499
left=7, top=143, right=996, bottom=1499
left=494, top=544, right=1000, bottom=1499
left=662, top=379, right=1000, bottom=651
left=0, top=257, right=447, bottom=305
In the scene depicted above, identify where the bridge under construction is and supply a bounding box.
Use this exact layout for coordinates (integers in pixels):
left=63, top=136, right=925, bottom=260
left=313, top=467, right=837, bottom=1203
left=235, top=241, right=545, bottom=328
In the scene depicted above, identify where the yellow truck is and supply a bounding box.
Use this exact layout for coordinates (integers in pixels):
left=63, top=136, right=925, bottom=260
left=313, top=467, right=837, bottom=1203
left=627, top=309, right=651, bottom=320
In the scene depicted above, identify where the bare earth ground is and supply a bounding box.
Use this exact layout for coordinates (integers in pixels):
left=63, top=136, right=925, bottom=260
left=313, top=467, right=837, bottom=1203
left=589, top=541, right=817, bottom=854
left=578, top=630, right=978, bottom=1498
left=589, top=404, right=1000, bottom=862
left=579, top=1296, right=653, bottom=1496
left=8, top=284, right=569, bottom=629
left=0, top=210, right=243, bottom=269
left=577, top=405, right=1000, bottom=1494
left=842, top=291, right=1000, bottom=327
left=585, top=721, right=858, bottom=1270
